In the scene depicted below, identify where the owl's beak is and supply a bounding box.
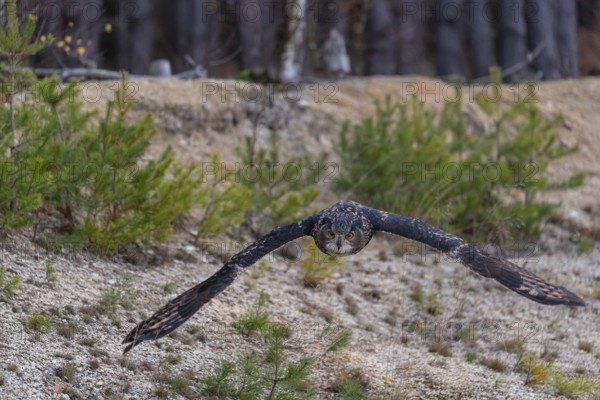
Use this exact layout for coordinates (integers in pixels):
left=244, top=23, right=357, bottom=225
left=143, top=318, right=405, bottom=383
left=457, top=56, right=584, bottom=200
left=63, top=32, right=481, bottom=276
left=336, top=236, right=343, bottom=250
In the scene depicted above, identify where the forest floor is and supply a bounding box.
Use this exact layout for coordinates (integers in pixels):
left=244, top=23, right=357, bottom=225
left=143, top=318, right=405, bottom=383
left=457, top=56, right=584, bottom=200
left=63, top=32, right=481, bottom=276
left=1, top=76, right=600, bottom=399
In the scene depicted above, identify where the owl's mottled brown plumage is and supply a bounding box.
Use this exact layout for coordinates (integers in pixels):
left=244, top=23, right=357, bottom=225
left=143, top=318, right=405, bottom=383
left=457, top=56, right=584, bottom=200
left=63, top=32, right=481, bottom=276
left=122, top=200, right=584, bottom=353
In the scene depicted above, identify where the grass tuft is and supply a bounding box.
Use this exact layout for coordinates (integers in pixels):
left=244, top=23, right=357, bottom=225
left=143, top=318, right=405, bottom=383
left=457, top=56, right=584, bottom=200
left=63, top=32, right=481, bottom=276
left=552, top=371, right=596, bottom=398
left=496, top=338, right=525, bottom=354
left=424, top=291, right=444, bottom=315
left=325, top=328, right=353, bottom=353
left=577, top=340, right=594, bottom=353
left=26, top=311, right=52, bottom=332
left=515, top=353, right=552, bottom=386
left=300, top=241, right=345, bottom=287
left=45, top=257, right=58, bottom=284
left=233, top=292, right=270, bottom=337
left=55, top=362, right=77, bottom=382
left=480, top=357, right=508, bottom=372
left=427, top=340, right=452, bottom=357
left=99, top=273, right=137, bottom=314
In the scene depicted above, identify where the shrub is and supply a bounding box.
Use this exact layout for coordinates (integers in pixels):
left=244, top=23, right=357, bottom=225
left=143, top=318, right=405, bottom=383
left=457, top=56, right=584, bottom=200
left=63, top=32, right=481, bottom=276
left=335, top=74, right=584, bottom=243
left=48, top=76, right=205, bottom=254
left=203, top=296, right=316, bottom=399
left=6, top=72, right=225, bottom=254
left=0, top=0, right=325, bottom=255
left=0, top=0, right=52, bottom=229
left=236, top=131, right=322, bottom=234
left=195, top=154, right=251, bottom=240
left=0, top=4, right=210, bottom=254
left=0, top=265, right=21, bottom=299
left=203, top=297, right=365, bottom=399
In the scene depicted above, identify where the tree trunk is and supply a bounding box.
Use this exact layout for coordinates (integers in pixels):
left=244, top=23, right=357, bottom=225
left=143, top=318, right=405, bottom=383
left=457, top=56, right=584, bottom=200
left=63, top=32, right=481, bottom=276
left=168, top=0, right=220, bottom=72
left=237, top=0, right=263, bottom=71
left=365, top=0, right=395, bottom=75
left=469, top=0, right=497, bottom=78
left=526, top=0, right=561, bottom=80
left=117, top=0, right=153, bottom=74
left=280, top=0, right=307, bottom=82
left=436, top=0, right=466, bottom=80
left=395, top=0, right=426, bottom=74
left=554, top=0, right=578, bottom=77
left=500, top=0, right=534, bottom=81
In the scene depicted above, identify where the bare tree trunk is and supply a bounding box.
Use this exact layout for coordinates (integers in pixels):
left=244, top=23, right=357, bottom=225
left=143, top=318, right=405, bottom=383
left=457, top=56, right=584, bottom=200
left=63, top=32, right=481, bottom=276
left=554, top=0, right=578, bottom=77
left=169, top=0, right=220, bottom=72
left=578, top=0, right=600, bottom=29
left=500, top=0, right=535, bottom=81
left=395, top=0, right=426, bottom=74
left=469, top=0, right=497, bottom=78
left=526, top=0, right=561, bottom=80
left=365, top=0, right=395, bottom=75
left=436, top=0, right=466, bottom=80
left=280, top=0, right=307, bottom=82
left=117, top=0, right=153, bottom=74
left=237, top=0, right=263, bottom=71
left=316, top=0, right=349, bottom=34
left=260, top=0, right=286, bottom=79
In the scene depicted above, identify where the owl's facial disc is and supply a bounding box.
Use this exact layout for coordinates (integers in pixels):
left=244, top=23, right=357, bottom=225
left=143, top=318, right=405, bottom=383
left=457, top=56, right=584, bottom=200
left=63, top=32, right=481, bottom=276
left=322, top=222, right=361, bottom=256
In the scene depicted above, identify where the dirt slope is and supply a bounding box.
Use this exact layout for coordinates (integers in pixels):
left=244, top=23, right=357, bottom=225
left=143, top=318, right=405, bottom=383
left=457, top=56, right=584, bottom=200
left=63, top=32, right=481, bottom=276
left=1, top=76, right=599, bottom=399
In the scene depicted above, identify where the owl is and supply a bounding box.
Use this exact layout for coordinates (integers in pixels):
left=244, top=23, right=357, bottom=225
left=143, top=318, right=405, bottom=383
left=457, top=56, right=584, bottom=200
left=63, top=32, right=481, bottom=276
left=122, top=200, right=584, bottom=353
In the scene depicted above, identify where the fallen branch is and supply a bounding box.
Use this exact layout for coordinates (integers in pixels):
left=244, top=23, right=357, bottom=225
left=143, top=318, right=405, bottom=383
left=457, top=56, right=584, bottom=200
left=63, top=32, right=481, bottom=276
left=19, top=64, right=207, bottom=82
left=472, top=42, right=546, bottom=83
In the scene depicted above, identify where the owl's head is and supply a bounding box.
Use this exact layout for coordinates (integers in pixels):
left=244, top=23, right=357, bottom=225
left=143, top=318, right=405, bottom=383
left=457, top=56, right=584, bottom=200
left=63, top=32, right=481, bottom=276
left=314, top=213, right=370, bottom=257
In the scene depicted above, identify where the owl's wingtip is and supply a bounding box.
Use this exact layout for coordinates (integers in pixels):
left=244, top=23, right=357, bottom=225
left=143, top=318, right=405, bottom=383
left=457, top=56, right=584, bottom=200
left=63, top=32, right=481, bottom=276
left=542, top=286, right=585, bottom=307
left=553, top=284, right=585, bottom=307
left=566, top=292, right=586, bottom=307
left=122, top=324, right=144, bottom=353
left=122, top=342, right=135, bottom=354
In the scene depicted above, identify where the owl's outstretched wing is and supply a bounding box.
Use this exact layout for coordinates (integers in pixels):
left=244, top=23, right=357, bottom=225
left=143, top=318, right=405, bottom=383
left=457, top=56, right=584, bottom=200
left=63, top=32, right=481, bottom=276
left=361, top=206, right=585, bottom=307
left=122, top=214, right=320, bottom=353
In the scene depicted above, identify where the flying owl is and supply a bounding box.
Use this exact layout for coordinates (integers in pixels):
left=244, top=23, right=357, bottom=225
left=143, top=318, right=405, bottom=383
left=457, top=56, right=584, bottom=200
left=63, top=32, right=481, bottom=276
left=122, top=200, right=584, bottom=353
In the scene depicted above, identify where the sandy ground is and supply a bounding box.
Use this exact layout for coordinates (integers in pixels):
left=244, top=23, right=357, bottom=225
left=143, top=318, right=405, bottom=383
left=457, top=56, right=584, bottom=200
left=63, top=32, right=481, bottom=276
left=1, top=76, right=600, bottom=399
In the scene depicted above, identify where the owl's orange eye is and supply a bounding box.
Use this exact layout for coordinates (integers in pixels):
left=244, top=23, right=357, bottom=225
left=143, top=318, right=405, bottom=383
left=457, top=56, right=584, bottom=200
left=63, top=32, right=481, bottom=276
left=345, top=232, right=354, bottom=239
left=327, top=230, right=335, bottom=238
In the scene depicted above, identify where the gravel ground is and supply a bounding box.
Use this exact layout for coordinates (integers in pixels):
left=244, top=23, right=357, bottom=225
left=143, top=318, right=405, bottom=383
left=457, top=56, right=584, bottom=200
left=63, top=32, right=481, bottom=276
left=0, top=229, right=597, bottom=399
left=1, top=76, right=599, bottom=399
